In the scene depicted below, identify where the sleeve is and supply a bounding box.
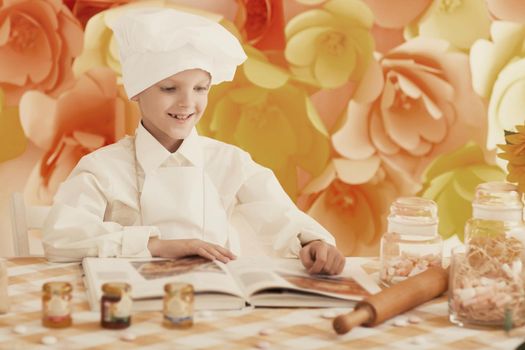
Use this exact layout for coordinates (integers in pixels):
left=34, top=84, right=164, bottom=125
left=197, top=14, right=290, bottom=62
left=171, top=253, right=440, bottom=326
left=233, top=151, right=336, bottom=258
left=42, top=154, right=160, bottom=262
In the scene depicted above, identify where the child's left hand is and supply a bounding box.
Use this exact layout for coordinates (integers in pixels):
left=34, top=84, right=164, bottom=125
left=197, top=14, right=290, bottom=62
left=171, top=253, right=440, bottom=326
left=299, top=240, right=345, bottom=275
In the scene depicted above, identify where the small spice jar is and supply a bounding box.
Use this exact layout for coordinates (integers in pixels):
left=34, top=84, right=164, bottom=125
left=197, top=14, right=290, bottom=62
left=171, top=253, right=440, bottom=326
left=449, top=182, right=525, bottom=328
left=42, top=282, right=73, bottom=328
left=163, top=283, right=194, bottom=329
left=380, top=197, right=443, bottom=286
left=100, top=283, right=132, bottom=329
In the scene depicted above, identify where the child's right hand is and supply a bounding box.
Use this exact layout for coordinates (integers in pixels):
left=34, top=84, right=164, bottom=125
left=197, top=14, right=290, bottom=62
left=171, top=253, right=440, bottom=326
left=147, top=237, right=236, bottom=263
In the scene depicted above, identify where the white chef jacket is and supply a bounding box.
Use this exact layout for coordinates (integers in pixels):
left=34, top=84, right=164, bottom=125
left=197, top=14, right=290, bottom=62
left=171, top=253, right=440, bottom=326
left=42, top=124, right=336, bottom=262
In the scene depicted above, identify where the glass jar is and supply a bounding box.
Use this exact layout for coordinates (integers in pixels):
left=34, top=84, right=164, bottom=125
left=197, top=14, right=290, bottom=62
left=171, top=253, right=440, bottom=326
left=42, top=281, right=73, bottom=328
left=466, top=181, right=525, bottom=244
left=380, top=197, right=443, bottom=286
left=100, top=283, right=132, bottom=329
left=449, top=182, right=525, bottom=328
left=163, top=283, right=194, bottom=329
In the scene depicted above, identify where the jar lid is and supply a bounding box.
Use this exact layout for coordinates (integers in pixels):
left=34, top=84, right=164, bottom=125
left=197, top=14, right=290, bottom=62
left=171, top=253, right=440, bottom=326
left=387, top=197, right=439, bottom=236
left=472, top=182, right=523, bottom=222
left=102, top=282, right=131, bottom=296
left=43, top=281, right=72, bottom=294
left=164, top=282, right=193, bottom=294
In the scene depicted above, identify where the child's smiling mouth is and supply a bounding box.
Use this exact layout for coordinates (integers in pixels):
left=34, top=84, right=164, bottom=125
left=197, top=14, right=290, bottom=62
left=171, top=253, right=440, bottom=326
left=168, top=113, right=194, bottom=120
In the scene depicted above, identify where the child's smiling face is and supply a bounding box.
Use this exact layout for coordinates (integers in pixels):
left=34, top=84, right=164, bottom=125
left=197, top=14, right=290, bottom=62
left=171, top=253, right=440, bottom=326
left=133, top=68, right=211, bottom=151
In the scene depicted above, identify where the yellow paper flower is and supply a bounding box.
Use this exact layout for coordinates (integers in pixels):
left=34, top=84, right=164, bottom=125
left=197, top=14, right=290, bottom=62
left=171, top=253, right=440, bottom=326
left=419, top=142, right=505, bottom=240
left=301, top=159, right=397, bottom=256
left=73, top=0, right=226, bottom=79
left=0, top=89, right=26, bottom=162
left=499, top=125, right=525, bottom=193
left=199, top=46, right=330, bottom=200
left=405, top=0, right=491, bottom=51
left=471, top=21, right=525, bottom=150
left=284, top=0, right=374, bottom=88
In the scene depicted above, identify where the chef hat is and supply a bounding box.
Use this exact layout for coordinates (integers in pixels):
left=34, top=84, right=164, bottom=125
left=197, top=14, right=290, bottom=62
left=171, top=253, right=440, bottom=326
left=109, top=7, right=247, bottom=99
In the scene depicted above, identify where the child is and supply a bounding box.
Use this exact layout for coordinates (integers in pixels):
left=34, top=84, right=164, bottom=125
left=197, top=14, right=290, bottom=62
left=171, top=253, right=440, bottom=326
left=42, top=7, right=345, bottom=275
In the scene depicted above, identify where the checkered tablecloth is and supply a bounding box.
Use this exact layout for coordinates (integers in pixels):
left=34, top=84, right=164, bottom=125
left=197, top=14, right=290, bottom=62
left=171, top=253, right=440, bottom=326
left=0, top=257, right=523, bottom=350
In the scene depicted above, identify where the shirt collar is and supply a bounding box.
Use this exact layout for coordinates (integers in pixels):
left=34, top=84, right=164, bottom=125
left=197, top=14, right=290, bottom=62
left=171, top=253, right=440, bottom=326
left=135, top=123, right=203, bottom=173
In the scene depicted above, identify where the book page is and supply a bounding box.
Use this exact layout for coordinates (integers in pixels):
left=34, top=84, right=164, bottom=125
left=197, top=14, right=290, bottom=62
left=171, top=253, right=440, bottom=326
left=226, top=257, right=380, bottom=301
left=83, top=257, right=245, bottom=302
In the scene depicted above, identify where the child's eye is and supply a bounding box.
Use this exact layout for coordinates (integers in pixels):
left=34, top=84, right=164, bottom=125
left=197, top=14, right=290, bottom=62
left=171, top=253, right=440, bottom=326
left=160, top=86, right=176, bottom=92
left=194, top=86, right=209, bottom=92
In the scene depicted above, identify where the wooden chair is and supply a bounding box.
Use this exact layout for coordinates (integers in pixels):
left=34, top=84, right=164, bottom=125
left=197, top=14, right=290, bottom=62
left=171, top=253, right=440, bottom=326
left=9, top=192, right=49, bottom=256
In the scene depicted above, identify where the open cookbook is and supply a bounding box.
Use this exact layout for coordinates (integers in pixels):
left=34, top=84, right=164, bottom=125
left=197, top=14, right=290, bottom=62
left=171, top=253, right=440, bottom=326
left=82, top=256, right=381, bottom=311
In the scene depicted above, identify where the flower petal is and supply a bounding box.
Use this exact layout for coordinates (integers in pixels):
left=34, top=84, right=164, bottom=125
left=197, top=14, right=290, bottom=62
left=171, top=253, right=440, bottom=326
left=285, top=26, right=331, bottom=66
left=243, top=56, right=289, bottom=89
left=314, top=45, right=356, bottom=88
left=333, top=101, right=376, bottom=159
left=334, top=156, right=380, bottom=184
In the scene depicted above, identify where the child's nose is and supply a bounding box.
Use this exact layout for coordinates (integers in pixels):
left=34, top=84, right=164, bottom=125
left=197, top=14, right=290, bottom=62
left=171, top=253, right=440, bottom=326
left=176, top=91, right=192, bottom=107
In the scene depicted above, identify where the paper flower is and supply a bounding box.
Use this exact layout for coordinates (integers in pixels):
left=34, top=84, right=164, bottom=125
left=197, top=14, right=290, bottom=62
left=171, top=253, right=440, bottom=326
left=301, top=159, right=397, bottom=256
left=499, top=126, right=525, bottom=193
left=0, top=89, right=26, bottom=162
left=333, top=38, right=486, bottom=194
left=199, top=46, right=330, bottom=200
left=486, top=0, right=525, bottom=24
left=19, top=67, right=140, bottom=204
left=0, top=0, right=84, bottom=106
left=234, top=0, right=286, bottom=50
left=405, top=0, right=491, bottom=51
left=284, top=0, right=374, bottom=88
left=419, top=142, right=505, bottom=240
left=363, top=0, right=431, bottom=53
left=73, top=0, right=228, bottom=79
left=471, top=21, right=525, bottom=150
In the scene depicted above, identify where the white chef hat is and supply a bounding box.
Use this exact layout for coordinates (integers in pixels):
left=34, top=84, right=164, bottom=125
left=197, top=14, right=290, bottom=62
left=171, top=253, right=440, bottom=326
left=109, top=7, right=247, bottom=99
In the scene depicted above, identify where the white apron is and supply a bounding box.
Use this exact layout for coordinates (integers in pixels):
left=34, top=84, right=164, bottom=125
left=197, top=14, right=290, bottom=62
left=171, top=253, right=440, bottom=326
left=139, top=166, right=232, bottom=248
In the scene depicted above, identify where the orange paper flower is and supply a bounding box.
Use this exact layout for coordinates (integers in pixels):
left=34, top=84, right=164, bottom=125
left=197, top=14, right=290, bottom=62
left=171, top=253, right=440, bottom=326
left=235, top=0, right=286, bottom=50
left=19, top=67, right=140, bottom=204
left=64, top=0, right=130, bottom=28
left=302, top=160, right=397, bottom=256
left=0, top=0, right=84, bottom=106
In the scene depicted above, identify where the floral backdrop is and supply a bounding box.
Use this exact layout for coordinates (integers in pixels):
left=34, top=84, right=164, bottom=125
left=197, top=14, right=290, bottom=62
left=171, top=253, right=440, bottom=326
left=4, top=0, right=524, bottom=257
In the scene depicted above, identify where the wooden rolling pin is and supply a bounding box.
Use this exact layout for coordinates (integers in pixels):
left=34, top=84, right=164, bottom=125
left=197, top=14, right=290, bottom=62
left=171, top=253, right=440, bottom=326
left=333, top=266, right=448, bottom=335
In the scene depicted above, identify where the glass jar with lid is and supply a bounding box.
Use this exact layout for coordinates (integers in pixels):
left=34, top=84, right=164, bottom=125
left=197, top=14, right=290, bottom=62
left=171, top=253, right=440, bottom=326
left=449, top=182, right=525, bottom=328
left=163, top=282, right=194, bottom=329
left=42, top=281, right=73, bottom=328
left=380, top=197, right=443, bottom=286
left=100, top=282, right=132, bottom=329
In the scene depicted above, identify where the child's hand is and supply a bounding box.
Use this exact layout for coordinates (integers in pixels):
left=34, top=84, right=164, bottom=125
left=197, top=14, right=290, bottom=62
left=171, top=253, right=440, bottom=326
left=148, top=238, right=236, bottom=263
left=299, top=240, right=345, bottom=275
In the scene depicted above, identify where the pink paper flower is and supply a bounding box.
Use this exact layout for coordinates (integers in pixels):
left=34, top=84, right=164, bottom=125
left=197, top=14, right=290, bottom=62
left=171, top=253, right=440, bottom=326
left=485, top=0, right=525, bottom=23
left=364, top=0, right=431, bottom=53
left=333, top=38, right=486, bottom=194
left=19, top=67, right=140, bottom=204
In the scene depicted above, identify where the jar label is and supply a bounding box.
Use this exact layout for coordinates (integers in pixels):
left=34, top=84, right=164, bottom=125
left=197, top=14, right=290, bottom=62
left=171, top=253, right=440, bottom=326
left=46, top=295, right=70, bottom=317
left=165, top=297, right=192, bottom=322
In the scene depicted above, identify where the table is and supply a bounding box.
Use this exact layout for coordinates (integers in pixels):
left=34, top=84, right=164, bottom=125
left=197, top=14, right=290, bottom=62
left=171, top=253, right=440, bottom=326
left=1, top=257, right=524, bottom=350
